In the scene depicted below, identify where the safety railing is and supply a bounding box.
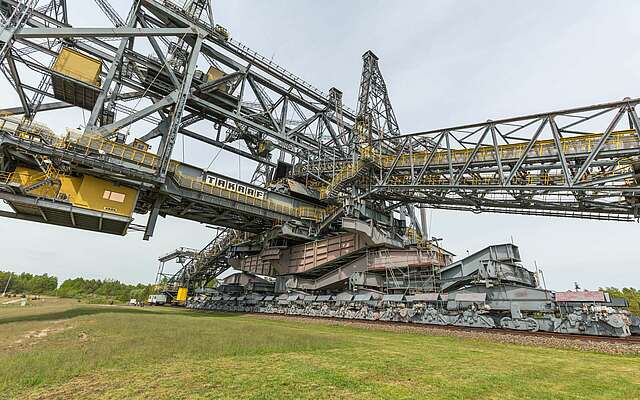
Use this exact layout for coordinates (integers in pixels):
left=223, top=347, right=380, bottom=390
left=296, top=130, right=640, bottom=176
left=0, top=117, right=176, bottom=173
left=162, top=0, right=208, bottom=26
left=175, top=229, right=243, bottom=284
left=200, top=232, right=243, bottom=263
left=173, top=172, right=327, bottom=222
left=72, top=133, right=168, bottom=171
left=0, top=171, right=18, bottom=185
left=228, top=39, right=326, bottom=98
left=0, top=114, right=57, bottom=144
left=384, top=163, right=635, bottom=187
left=1, top=117, right=331, bottom=222
left=406, top=226, right=423, bottom=241
left=380, top=130, right=640, bottom=170
left=320, top=161, right=364, bottom=199
left=4, top=163, right=57, bottom=187
left=0, top=167, right=62, bottom=199
left=317, top=145, right=386, bottom=199
left=226, top=38, right=357, bottom=116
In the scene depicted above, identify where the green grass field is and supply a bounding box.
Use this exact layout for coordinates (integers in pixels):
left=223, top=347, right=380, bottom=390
left=1, top=298, right=639, bottom=399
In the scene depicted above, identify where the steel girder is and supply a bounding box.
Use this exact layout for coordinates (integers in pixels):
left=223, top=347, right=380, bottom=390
left=0, top=127, right=318, bottom=236
left=369, top=99, right=640, bottom=220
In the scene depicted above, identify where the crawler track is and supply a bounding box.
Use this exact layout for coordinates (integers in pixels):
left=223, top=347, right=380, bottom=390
left=238, top=312, right=640, bottom=345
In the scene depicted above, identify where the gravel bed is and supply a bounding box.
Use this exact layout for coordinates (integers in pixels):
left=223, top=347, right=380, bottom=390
left=256, top=314, right=640, bottom=355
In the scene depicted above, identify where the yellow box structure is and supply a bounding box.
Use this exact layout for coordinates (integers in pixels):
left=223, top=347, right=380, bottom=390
left=78, top=175, right=138, bottom=217
left=51, top=48, right=103, bottom=110
left=176, top=287, right=188, bottom=302
left=11, top=167, right=137, bottom=217
left=52, top=47, right=102, bottom=87
left=206, top=66, right=230, bottom=93
left=132, top=138, right=150, bottom=152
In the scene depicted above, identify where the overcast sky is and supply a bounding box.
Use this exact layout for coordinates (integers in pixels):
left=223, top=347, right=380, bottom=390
left=1, top=0, right=639, bottom=290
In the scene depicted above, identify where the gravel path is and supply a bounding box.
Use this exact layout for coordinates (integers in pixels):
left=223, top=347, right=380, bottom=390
left=256, top=314, right=640, bottom=355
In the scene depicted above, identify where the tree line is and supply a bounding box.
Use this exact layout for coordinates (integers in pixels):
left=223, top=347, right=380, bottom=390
left=1, top=271, right=154, bottom=303
left=57, top=277, right=155, bottom=303
left=0, top=271, right=57, bottom=295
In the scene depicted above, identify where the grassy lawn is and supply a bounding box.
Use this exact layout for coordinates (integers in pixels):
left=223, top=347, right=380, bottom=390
left=1, top=298, right=639, bottom=399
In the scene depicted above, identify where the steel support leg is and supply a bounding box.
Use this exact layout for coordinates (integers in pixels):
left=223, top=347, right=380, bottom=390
left=144, top=195, right=164, bottom=241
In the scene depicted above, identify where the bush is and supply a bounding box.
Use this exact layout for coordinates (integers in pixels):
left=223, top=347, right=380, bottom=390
left=56, top=277, right=154, bottom=303
left=602, top=287, right=640, bottom=315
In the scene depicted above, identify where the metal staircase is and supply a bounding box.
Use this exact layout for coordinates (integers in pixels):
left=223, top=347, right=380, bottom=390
left=12, top=155, right=62, bottom=197
left=321, top=159, right=368, bottom=199
left=166, top=228, right=243, bottom=290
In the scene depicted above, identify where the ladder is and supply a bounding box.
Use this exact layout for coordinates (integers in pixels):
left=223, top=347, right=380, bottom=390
left=21, top=156, right=62, bottom=197
left=380, top=248, right=405, bottom=294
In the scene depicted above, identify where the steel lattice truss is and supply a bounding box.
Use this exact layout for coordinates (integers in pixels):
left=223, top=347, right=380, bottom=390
left=296, top=99, right=640, bottom=221
left=0, top=0, right=365, bottom=238
left=0, top=0, right=355, bottom=173
left=0, top=0, right=639, bottom=243
left=370, top=99, right=640, bottom=220
left=355, top=51, right=400, bottom=146
left=2, top=0, right=640, bottom=293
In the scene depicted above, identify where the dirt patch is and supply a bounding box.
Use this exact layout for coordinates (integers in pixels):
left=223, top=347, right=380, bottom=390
left=2, top=298, right=24, bottom=305
left=6, top=320, right=74, bottom=350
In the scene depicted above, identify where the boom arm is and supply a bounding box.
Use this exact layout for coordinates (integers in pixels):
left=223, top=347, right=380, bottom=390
left=298, top=98, right=640, bottom=221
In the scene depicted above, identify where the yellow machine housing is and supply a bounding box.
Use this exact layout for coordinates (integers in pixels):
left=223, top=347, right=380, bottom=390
left=176, top=287, right=188, bottom=302
left=213, top=24, right=229, bottom=40
left=11, top=167, right=137, bottom=217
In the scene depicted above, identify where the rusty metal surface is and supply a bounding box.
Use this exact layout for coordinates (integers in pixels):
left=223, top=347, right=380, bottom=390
left=555, top=291, right=607, bottom=302
left=234, top=233, right=451, bottom=278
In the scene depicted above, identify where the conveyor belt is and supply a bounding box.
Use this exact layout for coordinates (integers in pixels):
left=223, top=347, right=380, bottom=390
left=0, top=117, right=329, bottom=234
